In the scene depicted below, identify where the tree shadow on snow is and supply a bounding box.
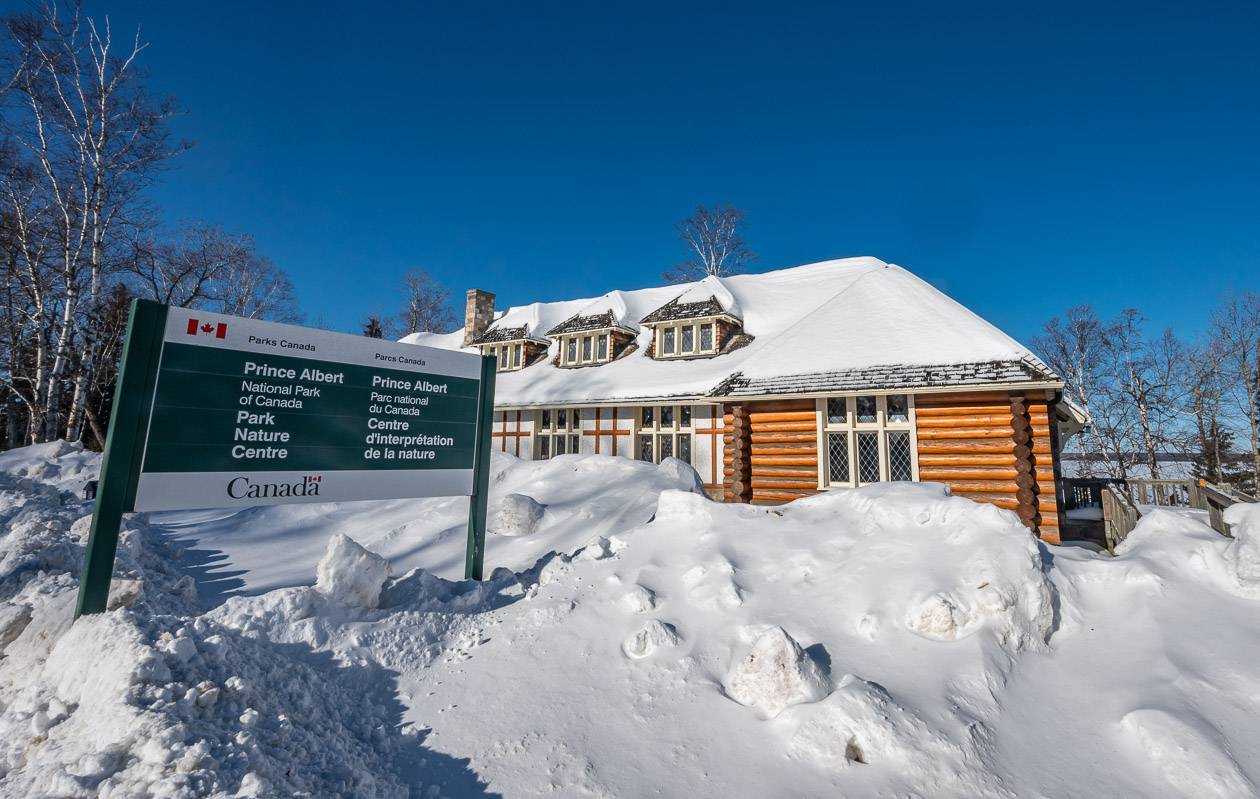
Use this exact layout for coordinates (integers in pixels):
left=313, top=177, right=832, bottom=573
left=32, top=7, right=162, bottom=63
left=240, top=632, right=501, bottom=797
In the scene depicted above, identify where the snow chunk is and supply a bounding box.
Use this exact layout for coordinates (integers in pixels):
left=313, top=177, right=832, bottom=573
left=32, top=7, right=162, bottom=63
left=622, top=620, right=681, bottom=659
left=490, top=493, right=546, bottom=537
left=724, top=627, right=830, bottom=718
left=315, top=534, right=390, bottom=609
left=1120, top=709, right=1256, bottom=799
left=1223, top=503, right=1260, bottom=598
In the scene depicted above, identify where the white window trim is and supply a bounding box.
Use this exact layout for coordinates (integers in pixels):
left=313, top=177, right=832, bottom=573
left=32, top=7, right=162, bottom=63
left=815, top=394, right=918, bottom=489
left=634, top=404, right=694, bottom=464
left=535, top=407, right=582, bottom=458
left=482, top=342, right=526, bottom=372
left=653, top=320, right=718, bottom=359
left=558, top=331, right=614, bottom=367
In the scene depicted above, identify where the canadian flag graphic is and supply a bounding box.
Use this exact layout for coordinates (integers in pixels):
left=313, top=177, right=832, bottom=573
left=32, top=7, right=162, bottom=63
left=186, top=318, right=227, bottom=339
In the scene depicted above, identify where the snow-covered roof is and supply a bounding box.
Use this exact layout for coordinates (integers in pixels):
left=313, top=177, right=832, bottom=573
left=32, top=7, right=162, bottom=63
left=399, top=257, right=1059, bottom=407
left=640, top=275, right=742, bottom=324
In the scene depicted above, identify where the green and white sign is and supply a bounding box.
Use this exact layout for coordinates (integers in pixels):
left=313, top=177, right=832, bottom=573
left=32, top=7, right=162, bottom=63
left=76, top=300, right=497, bottom=617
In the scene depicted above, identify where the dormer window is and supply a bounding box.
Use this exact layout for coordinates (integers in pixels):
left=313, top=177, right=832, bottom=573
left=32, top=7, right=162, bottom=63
left=654, top=320, right=717, bottom=358
left=559, top=332, right=612, bottom=367
left=547, top=307, right=635, bottom=368
left=469, top=325, right=549, bottom=373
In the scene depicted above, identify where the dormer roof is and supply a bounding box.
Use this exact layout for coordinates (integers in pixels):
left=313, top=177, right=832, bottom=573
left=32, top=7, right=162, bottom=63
left=640, top=275, right=742, bottom=324
left=546, top=291, right=637, bottom=336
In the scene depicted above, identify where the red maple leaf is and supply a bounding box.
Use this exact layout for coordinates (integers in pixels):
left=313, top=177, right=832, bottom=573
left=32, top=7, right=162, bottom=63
left=200, top=323, right=214, bottom=333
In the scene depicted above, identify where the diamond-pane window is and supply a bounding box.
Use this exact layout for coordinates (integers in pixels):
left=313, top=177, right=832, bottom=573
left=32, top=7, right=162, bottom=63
left=637, top=434, right=653, bottom=462
left=857, top=432, right=880, bottom=483
left=571, top=409, right=581, bottom=429
left=582, top=336, right=592, bottom=361
left=566, top=338, right=577, bottom=363
left=539, top=437, right=550, bottom=459
left=680, top=405, right=692, bottom=427
left=827, top=433, right=850, bottom=483
left=555, top=435, right=567, bottom=455
left=661, top=406, right=674, bottom=427
left=827, top=397, right=847, bottom=426
left=678, top=435, right=691, bottom=464
left=597, top=335, right=608, bottom=359
left=681, top=326, right=694, bottom=352
left=642, top=406, right=654, bottom=426
left=541, top=409, right=552, bottom=429
left=570, top=435, right=581, bottom=454
left=887, top=394, right=909, bottom=423
left=888, top=431, right=913, bottom=481
left=512, top=345, right=521, bottom=368
left=857, top=396, right=878, bottom=424
left=662, top=328, right=675, bottom=355
left=700, top=323, right=713, bottom=351
left=658, top=434, right=673, bottom=460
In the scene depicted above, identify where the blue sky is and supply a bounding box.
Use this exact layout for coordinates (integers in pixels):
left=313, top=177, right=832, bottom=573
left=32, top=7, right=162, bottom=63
left=13, top=1, right=1258, bottom=342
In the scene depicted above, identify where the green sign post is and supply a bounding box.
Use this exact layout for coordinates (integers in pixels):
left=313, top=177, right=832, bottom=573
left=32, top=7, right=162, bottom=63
left=75, top=300, right=496, bottom=617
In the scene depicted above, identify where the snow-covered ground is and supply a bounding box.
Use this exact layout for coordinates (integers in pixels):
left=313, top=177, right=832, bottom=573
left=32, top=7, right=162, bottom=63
left=2, top=442, right=1260, bottom=797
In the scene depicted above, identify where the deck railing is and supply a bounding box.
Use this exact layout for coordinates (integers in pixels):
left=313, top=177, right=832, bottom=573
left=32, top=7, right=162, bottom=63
left=1057, top=476, right=1257, bottom=551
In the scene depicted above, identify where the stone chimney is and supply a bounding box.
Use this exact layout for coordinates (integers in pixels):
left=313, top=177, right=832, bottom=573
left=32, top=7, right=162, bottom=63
left=463, top=289, right=495, bottom=346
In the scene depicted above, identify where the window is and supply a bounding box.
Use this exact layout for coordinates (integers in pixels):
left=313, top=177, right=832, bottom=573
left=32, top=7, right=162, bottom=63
left=818, top=394, right=916, bottom=487
left=654, top=320, right=721, bottom=358
left=560, top=332, right=614, bottom=366
left=483, top=342, right=526, bottom=373
left=637, top=405, right=693, bottom=464
left=537, top=407, right=583, bottom=459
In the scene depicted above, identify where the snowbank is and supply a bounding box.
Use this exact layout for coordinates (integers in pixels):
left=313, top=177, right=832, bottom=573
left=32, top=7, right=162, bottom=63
left=2, top=442, right=1260, bottom=798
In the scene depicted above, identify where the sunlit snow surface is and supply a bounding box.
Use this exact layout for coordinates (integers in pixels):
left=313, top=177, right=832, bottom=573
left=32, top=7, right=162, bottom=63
left=1, top=442, right=1259, bottom=798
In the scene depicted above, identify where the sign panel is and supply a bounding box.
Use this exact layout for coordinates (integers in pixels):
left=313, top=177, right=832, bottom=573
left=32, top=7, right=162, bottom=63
left=134, top=306, right=485, bottom=511
left=75, top=300, right=496, bottom=617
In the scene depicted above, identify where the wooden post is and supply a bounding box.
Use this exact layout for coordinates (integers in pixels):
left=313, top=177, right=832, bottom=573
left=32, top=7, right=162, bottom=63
left=728, top=403, right=753, bottom=503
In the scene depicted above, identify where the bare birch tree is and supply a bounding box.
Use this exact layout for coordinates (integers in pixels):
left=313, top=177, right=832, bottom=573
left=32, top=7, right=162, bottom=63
left=1212, top=291, right=1260, bottom=488
left=2, top=2, right=187, bottom=443
left=664, top=205, right=755, bottom=283
left=394, top=269, right=453, bottom=335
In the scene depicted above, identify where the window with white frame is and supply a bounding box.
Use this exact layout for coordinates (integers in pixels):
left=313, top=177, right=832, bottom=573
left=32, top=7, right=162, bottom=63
left=482, top=342, right=524, bottom=372
left=536, top=407, right=582, bottom=458
left=818, top=394, right=916, bottom=487
left=635, top=404, right=692, bottom=464
left=558, top=332, right=612, bottom=367
left=653, top=320, right=717, bottom=358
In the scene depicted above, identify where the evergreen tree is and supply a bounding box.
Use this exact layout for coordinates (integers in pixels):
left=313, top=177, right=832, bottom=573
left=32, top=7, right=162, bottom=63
left=362, top=316, right=384, bottom=338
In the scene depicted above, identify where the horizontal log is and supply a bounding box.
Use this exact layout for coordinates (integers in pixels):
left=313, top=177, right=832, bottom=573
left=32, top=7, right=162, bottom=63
left=915, top=391, right=1012, bottom=405
left=1016, top=487, right=1036, bottom=505
left=913, top=404, right=1013, bottom=417
left=917, top=453, right=1017, bottom=467
left=752, top=466, right=819, bottom=478
left=747, top=399, right=815, bottom=413
left=752, top=478, right=819, bottom=489
left=917, top=428, right=1017, bottom=440
left=1016, top=504, right=1039, bottom=521
left=752, top=490, right=815, bottom=502
left=918, top=467, right=1019, bottom=480
left=916, top=412, right=1048, bottom=428
left=952, top=493, right=1021, bottom=510
left=751, top=432, right=816, bottom=444
left=749, top=456, right=817, bottom=467
left=925, top=479, right=1019, bottom=494
left=748, top=411, right=816, bottom=423
left=918, top=440, right=1018, bottom=454
left=750, top=421, right=816, bottom=433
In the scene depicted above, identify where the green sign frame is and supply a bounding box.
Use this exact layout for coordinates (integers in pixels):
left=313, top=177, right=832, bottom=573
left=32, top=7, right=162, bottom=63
left=75, top=300, right=497, bottom=617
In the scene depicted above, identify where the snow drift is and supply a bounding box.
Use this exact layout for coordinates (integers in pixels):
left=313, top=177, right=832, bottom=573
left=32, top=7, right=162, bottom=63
left=1, top=443, right=1259, bottom=797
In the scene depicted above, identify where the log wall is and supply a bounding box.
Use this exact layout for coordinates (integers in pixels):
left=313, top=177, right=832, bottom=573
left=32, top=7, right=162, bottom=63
left=915, top=390, right=1060, bottom=543
left=723, top=399, right=818, bottom=504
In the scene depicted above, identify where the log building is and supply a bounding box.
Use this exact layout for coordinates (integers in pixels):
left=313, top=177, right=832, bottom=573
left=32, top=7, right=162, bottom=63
left=403, top=258, right=1084, bottom=543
